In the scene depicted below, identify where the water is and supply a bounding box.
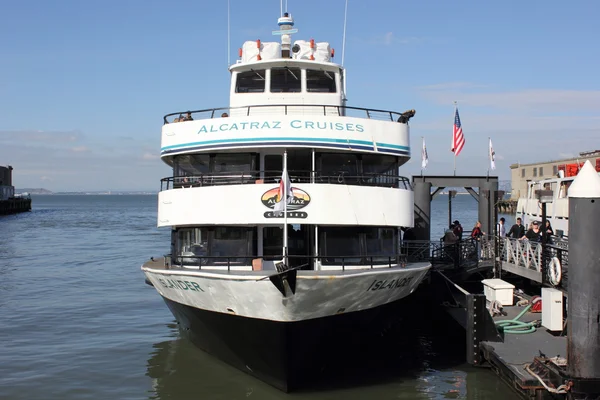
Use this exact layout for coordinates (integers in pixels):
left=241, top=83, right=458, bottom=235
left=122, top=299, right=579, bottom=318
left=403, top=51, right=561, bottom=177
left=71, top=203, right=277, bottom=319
left=0, top=195, right=515, bottom=399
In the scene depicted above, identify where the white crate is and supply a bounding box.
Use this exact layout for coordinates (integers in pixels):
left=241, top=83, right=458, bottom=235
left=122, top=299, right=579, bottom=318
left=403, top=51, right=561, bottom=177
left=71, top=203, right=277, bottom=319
left=542, top=288, right=564, bottom=331
left=482, top=279, right=515, bottom=306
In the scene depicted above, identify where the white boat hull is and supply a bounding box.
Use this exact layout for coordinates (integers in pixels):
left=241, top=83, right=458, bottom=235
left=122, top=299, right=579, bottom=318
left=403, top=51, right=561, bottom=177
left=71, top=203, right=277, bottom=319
left=143, top=262, right=430, bottom=322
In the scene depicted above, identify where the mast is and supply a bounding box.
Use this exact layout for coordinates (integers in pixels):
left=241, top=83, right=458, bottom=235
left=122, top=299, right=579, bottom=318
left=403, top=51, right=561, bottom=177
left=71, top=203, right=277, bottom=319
left=283, top=151, right=289, bottom=266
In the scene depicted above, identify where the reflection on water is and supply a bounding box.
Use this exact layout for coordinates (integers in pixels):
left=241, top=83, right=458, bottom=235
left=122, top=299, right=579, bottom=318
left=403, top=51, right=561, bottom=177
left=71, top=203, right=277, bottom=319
left=144, top=291, right=511, bottom=400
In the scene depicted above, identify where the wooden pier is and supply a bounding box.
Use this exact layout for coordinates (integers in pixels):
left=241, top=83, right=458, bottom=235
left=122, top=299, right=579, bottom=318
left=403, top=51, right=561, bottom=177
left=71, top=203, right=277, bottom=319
left=0, top=197, right=31, bottom=215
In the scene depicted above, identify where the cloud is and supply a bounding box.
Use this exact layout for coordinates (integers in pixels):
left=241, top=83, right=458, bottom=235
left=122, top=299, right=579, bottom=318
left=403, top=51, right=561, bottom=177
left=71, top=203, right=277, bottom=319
left=141, top=152, right=158, bottom=160
left=418, top=82, right=490, bottom=91
left=70, top=146, right=89, bottom=153
left=558, top=153, right=576, bottom=159
left=0, top=129, right=82, bottom=143
left=417, top=84, right=600, bottom=113
left=361, top=32, right=425, bottom=46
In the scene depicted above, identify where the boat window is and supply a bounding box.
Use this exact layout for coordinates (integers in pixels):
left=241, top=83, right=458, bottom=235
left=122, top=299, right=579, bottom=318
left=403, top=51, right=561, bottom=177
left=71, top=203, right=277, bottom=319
left=539, top=167, right=544, bottom=176
left=360, top=155, right=398, bottom=187
left=306, top=69, right=336, bottom=93
left=533, top=167, right=537, bottom=177
left=365, top=228, right=397, bottom=263
left=270, top=67, right=301, bottom=93
left=212, top=153, right=256, bottom=173
left=235, top=69, right=266, bottom=93
left=175, top=227, right=255, bottom=266
left=317, top=153, right=359, bottom=178
left=319, top=226, right=397, bottom=265
left=319, top=227, right=362, bottom=264
left=173, top=154, right=211, bottom=176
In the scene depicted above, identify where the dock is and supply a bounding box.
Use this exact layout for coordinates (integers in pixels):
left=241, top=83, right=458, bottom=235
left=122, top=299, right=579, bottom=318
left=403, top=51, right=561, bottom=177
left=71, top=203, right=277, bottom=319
left=1, top=165, right=31, bottom=215
left=0, top=197, right=32, bottom=215
left=410, top=166, right=600, bottom=399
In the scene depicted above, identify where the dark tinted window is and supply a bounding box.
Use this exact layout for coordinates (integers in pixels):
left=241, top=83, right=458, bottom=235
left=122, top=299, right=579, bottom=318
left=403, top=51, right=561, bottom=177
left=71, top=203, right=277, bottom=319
left=306, top=69, right=336, bottom=93
left=271, top=67, right=301, bottom=93
left=235, top=70, right=265, bottom=93
left=175, top=227, right=255, bottom=265
left=319, top=226, right=397, bottom=265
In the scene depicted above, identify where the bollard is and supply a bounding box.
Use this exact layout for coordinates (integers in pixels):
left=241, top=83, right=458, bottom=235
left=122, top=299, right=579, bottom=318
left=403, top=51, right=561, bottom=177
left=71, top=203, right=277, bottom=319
left=567, top=160, right=600, bottom=379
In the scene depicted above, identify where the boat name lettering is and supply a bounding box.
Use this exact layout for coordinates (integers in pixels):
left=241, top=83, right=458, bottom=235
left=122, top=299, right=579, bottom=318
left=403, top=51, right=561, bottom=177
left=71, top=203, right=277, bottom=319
left=197, top=120, right=364, bottom=134
left=366, top=276, right=413, bottom=291
left=158, top=278, right=205, bottom=292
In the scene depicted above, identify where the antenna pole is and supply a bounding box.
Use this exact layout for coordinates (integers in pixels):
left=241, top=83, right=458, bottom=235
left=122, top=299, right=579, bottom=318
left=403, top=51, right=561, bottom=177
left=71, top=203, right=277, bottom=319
left=341, top=0, right=348, bottom=65
left=280, top=0, right=283, bottom=16
left=227, top=0, right=231, bottom=66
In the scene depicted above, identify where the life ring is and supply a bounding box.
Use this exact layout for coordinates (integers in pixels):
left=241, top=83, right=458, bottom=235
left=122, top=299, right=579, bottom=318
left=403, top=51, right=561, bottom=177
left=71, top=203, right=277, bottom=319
left=549, top=257, right=562, bottom=286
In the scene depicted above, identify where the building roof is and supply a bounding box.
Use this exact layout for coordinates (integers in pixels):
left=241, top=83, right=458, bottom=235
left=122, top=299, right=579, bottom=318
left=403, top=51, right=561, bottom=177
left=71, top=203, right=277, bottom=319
left=509, top=151, right=600, bottom=169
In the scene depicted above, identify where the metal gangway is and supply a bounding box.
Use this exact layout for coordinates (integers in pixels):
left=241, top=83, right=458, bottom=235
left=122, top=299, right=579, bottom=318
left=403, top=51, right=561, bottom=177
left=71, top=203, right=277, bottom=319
left=403, top=236, right=569, bottom=289
left=496, top=236, right=569, bottom=289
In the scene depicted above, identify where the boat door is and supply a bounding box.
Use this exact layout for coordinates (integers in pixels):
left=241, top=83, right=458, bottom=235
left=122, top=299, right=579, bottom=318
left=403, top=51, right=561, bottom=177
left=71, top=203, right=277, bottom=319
left=262, top=149, right=314, bottom=269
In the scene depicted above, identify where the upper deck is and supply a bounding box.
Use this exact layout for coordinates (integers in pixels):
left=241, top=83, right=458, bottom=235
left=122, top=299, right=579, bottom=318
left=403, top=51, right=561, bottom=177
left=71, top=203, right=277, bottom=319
left=161, top=105, right=413, bottom=160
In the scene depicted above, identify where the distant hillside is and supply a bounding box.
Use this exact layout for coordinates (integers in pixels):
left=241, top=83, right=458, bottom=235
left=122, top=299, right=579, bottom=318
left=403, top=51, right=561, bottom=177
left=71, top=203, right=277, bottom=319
left=16, top=188, right=54, bottom=195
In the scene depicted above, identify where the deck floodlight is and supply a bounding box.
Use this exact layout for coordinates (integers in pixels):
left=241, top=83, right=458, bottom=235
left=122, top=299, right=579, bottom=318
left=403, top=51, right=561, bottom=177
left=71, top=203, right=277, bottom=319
left=449, top=190, right=457, bottom=198
left=535, top=189, right=554, bottom=203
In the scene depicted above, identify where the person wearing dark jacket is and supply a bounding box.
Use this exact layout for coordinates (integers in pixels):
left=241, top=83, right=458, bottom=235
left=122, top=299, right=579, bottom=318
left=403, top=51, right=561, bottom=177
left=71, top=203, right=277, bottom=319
left=452, top=220, right=463, bottom=240
left=507, top=217, right=526, bottom=239
left=521, top=221, right=542, bottom=242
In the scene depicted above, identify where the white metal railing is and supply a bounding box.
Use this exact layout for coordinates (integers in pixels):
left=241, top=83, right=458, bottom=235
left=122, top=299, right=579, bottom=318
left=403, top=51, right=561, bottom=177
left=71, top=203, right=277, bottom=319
left=499, top=237, right=542, bottom=272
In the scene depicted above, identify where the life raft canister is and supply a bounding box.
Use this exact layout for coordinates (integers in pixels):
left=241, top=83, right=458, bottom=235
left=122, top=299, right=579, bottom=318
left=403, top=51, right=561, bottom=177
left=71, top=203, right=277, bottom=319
left=548, top=257, right=562, bottom=286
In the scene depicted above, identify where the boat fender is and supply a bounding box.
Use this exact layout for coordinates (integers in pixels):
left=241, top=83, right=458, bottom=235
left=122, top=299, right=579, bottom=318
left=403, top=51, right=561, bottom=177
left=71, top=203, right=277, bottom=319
left=548, top=257, right=562, bottom=286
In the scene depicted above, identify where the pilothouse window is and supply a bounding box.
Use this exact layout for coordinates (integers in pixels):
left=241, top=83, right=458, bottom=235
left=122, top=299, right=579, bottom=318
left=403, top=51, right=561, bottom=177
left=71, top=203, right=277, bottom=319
left=236, top=70, right=266, bottom=93
left=270, top=67, right=301, bottom=93
left=306, top=69, right=336, bottom=93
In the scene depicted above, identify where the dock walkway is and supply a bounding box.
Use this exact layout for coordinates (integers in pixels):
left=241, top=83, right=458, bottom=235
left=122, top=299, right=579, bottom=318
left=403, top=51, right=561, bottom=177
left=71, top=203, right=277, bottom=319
left=480, top=305, right=567, bottom=392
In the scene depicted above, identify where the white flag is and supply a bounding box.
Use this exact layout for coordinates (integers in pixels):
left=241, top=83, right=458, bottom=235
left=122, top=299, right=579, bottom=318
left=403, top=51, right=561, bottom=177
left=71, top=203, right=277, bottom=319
left=489, top=138, right=496, bottom=170
left=421, top=138, right=428, bottom=169
left=273, top=167, right=293, bottom=216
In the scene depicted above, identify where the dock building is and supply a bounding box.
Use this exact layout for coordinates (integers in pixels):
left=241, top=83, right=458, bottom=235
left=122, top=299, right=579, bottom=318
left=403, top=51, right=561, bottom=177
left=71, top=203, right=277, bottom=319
left=0, top=165, right=31, bottom=215
left=509, top=150, right=600, bottom=199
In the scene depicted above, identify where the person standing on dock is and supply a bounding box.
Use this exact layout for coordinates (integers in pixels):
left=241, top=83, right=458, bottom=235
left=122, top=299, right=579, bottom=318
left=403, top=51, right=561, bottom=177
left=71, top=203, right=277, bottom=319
left=497, top=217, right=506, bottom=237
left=507, top=217, right=525, bottom=239
left=452, top=220, right=463, bottom=240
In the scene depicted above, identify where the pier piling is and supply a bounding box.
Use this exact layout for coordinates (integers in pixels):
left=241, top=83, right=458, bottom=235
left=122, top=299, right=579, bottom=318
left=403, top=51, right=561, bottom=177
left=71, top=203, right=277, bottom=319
left=413, top=181, right=431, bottom=241
left=567, top=161, right=600, bottom=383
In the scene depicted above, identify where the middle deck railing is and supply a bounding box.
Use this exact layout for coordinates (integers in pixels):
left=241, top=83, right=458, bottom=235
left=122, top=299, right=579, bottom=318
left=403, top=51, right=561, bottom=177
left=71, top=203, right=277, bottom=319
left=160, top=170, right=412, bottom=191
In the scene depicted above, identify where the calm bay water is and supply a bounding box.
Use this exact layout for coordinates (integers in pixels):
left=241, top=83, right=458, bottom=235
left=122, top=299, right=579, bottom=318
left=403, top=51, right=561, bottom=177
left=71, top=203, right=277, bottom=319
left=0, top=195, right=514, bottom=399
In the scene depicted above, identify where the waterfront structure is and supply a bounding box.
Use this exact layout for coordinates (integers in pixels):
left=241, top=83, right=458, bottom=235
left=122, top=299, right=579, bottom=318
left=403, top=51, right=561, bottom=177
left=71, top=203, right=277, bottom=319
left=0, top=165, right=31, bottom=215
left=141, top=11, right=430, bottom=392
left=509, top=150, right=600, bottom=199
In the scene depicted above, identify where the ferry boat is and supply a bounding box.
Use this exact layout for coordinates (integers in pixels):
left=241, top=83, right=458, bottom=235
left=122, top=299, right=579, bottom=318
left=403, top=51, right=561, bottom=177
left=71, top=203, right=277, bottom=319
left=142, top=11, right=430, bottom=392
left=516, top=168, right=600, bottom=237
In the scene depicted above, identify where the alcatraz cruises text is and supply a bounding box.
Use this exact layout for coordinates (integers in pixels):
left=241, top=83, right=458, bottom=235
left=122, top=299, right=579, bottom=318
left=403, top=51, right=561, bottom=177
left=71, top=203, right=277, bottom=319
left=197, top=119, right=366, bottom=134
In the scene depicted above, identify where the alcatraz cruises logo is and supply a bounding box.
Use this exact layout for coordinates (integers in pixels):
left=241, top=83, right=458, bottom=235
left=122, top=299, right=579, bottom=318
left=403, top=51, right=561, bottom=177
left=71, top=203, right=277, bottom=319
left=261, top=186, right=310, bottom=219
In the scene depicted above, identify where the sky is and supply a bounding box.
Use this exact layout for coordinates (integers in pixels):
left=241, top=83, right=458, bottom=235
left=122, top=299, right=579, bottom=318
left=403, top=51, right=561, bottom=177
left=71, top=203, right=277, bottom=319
left=1, top=0, right=598, bottom=192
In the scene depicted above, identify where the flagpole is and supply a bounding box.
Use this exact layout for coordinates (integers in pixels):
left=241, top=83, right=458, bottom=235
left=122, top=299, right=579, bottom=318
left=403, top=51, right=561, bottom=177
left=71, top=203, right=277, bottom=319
left=453, top=101, right=457, bottom=176
left=487, top=136, right=490, bottom=177
left=421, top=136, right=424, bottom=176
left=283, top=150, right=289, bottom=266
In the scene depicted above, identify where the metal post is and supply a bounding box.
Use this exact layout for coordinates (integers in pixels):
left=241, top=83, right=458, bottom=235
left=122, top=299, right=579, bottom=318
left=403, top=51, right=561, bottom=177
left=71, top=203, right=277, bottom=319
left=413, top=181, right=432, bottom=241
left=567, top=161, right=600, bottom=379
left=478, top=179, right=498, bottom=236
left=448, top=192, right=452, bottom=229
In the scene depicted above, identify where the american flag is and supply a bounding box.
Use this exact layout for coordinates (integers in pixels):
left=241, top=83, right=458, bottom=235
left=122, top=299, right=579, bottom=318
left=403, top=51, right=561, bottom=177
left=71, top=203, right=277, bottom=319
left=451, top=107, right=465, bottom=156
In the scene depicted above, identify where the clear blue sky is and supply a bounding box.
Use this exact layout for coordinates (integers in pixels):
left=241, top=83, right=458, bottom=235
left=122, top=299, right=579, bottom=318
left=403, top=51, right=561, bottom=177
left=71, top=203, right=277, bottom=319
left=1, top=0, right=598, bottom=191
